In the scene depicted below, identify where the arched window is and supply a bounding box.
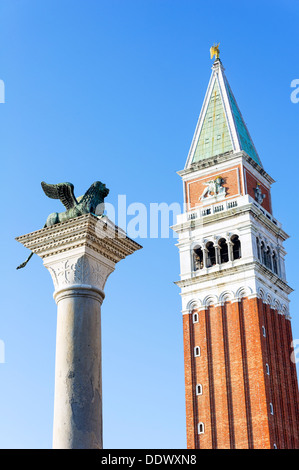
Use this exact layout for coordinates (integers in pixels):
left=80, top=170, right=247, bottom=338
left=206, top=242, right=216, bottom=267
left=262, top=325, right=266, bottom=337
left=270, top=403, right=274, bottom=415
left=231, top=235, right=241, bottom=260
left=193, top=247, right=203, bottom=271
left=194, top=346, right=201, bottom=357
left=193, top=312, right=199, bottom=323
left=198, top=422, right=205, bottom=434
left=196, top=384, right=203, bottom=395
left=218, top=238, right=229, bottom=264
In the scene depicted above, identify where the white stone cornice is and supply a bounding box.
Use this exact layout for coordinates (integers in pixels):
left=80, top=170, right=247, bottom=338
left=16, top=214, right=142, bottom=264
left=178, top=151, right=274, bottom=185
left=175, top=260, right=293, bottom=296
left=172, top=195, right=288, bottom=241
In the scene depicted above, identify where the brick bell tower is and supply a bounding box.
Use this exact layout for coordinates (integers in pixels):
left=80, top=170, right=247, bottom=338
left=173, top=47, right=299, bottom=449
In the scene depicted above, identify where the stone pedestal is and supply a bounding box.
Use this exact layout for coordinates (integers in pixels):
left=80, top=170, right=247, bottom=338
left=16, top=214, right=142, bottom=449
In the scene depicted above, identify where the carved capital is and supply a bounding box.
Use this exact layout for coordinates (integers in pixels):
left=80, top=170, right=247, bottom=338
left=46, top=254, right=114, bottom=294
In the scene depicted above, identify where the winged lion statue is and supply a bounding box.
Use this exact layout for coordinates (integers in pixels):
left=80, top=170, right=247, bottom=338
left=16, top=180, right=109, bottom=270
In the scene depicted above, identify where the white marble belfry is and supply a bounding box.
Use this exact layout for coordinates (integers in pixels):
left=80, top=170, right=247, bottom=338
left=16, top=214, right=142, bottom=449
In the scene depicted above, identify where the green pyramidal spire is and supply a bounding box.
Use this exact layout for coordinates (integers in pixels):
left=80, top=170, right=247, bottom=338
left=186, top=58, right=262, bottom=168
left=192, top=80, right=233, bottom=162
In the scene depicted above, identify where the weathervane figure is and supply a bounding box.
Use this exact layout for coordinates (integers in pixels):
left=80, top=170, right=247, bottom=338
left=210, top=43, right=220, bottom=61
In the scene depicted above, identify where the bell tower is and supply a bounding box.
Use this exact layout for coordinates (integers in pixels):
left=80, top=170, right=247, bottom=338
left=173, top=49, right=299, bottom=449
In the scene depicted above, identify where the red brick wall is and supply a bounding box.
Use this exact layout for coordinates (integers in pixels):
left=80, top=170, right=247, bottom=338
left=182, top=313, right=196, bottom=449
left=281, top=314, right=299, bottom=447
left=185, top=165, right=243, bottom=210
left=241, top=297, right=270, bottom=448
left=185, top=164, right=273, bottom=215
left=209, top=304, right=230, bottom=448
left=183, top=298, right=299, bottom=448
left=225, top=300, right=248, bottom=448
left=244, top=168, right=272, bottom=214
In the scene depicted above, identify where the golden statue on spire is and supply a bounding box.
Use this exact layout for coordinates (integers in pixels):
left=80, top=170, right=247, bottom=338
left=210, top=43, right=220, bottom=61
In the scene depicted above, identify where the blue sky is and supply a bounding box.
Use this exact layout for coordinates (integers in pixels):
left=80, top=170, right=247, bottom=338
left=0, top=0, right=298, bottom=449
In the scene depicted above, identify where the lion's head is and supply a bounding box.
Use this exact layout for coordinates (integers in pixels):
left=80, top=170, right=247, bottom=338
left=92, top=181, right=110, bottom=199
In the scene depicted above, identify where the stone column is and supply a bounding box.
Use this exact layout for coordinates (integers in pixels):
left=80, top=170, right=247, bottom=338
left=16, top=214, right=142, bottom=449
left=202, top=247, right=208, bottom=269
left=228, top=241, right=234, bottom=262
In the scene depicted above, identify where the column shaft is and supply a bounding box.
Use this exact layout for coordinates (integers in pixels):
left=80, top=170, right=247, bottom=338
left=52, top=287, right=104, bottom=449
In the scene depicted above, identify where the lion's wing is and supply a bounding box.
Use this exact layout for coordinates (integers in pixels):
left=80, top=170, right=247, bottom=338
left=41, top=181, right=78, bottom=210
